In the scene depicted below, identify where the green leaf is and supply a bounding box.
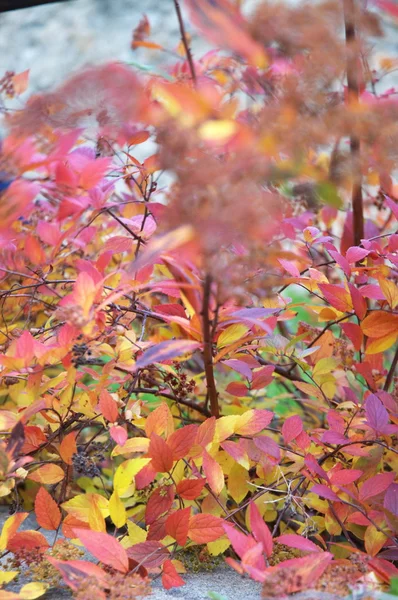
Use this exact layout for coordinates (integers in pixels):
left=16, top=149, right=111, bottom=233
left=390, top=578, right=398, bottom=596
left=316, top=182, right=343, bottom=208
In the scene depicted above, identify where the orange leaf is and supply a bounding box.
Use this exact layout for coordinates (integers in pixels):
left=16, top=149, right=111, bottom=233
left=145, top=403, right=174, bottom=438
left=0, top=513, right=28, bottom=551
left=73, top=528, right=129, bottom=573
left=98, top=389, right=119, bottom=423
left=148, top=433, right=174, bottom=473
left=167, top=424, right=198, bottom=460
left=188, top=513, right=225, bottom=543
left=165, top=507, right=191, bottom=546
left=176, top=478, right=206, bottom=500
left=7, top=530, right=50, bottom=553
left=202, top=450, right=224, bottom=495
left=28, top=464, right=65, bottom=485
left=162, top=559, right=186, bottom=590
left=35, top=487, right=61, bottom=530
left=59, top=432, right=77, bottom=465
left=361, top=311, right=398, bottom=338
left=196, top=417, right=216, bottom=447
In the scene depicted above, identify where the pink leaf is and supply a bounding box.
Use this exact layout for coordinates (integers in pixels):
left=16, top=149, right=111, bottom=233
left=346, top=246, right=369, bottom=264
left=248, top=501, right=273, bottom=557
left=277, top=534, right=321, bottom=553
left=311, top=484, right=341, bottom=502
left=359, top=473, right=396, bottom=502
left=72, top=529, right=129, bottom=573
left=282, top=415, right=303, bottom=444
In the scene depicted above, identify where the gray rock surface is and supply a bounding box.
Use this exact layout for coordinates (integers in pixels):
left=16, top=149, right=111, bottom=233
left=0, top=0, right=398, bottom=93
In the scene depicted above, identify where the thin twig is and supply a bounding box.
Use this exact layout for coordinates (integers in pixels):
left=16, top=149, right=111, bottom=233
left=173, top=0, right=197, bottom=85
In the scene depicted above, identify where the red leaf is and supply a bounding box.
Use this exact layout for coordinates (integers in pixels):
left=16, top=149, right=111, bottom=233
left=188, top=513, right=225, bottom=543
left=34, top=487, right=61, bottom=530
left=147, top=516, right=167, bottom=541
left=98, top=389, right=119, bottom=422
left=341, top=322, right=363, bottom=351
left=276, top=534, right=321, bottom=553
left=148, top=433, right=174, bottom=473
left=145, top=485, right=175, bottom=525
left=282, top=415, right=303, bottom=444
left=226, top=381, right=248, bottom=397
left=359, top=473, right=396, bottom=502
left=176, top=478, right=206, bottom=500
left=329, top=469, right=363, bottom=486
left=165, top=507, right=191, bottom=546
left=167, top=424, right=198, bottom=460
left=47, top=558, right=109, bottom=592
left=127, top=541, right=169, bottom=568
left=251, top=366, right=275, bottom=390
left=318, top=284, right=352, bottom=313
left=248, top=502, right=273, bottom=557
left=79, top=157, right=112, bottom=190
left=7, top=530, right=49, bottom=553
left=162, top=559, right=186, bottom=590
left=72, top=529, right=129, bottom=573
left=376, top=0, right=398, bottom=18
left=262, top=553, right=333, bottom=595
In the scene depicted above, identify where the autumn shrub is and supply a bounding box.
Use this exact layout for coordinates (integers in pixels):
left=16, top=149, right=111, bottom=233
left=0, top=0, right=398, bottom=598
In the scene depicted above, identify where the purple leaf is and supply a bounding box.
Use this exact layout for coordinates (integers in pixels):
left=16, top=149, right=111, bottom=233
left=365, top=394, right=390, bottom=434
left=135, top=340, right=201, bottom=370
left=311, top=484, right=341, bottom=502
left=384, top=483, right=398, bottom=517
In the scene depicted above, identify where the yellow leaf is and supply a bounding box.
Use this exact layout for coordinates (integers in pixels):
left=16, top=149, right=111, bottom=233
left=207, top=537, right=231, bottom=556
left=379, top=277, right=398, bottom=309
left=214, top=415, right=239, bottom=443
left=0, top=571, right=18, bottom=585
left=62, top=493, right=109, bottom=522
left=113, top=458, right=151, bottom=497
left=109, top=491, right=127, bottom=528
left=364, top=524, right=387, bottom=557
left=19, top=582, right=49, bottom=599
left=313, top=357, right=338, bottom=377
left=127, top=521, right=147, bottom=545
left=228, top=464, right=249, bottom=503
left=217, top=324, right=249, bottom=348
left=198, top=120, right=237, bottom=142
left=0, top=513, right=28, bottom=551
left=88, top=498, right=106, bottom=532
left=112, top=438, right=150, bottom=457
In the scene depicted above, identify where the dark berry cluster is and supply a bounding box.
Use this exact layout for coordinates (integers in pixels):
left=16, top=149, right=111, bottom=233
left=163, top=362, right=195, bottom=400
left=71, top=342, right=95, bottom=367
left=72, top=447, right=101, bottom=477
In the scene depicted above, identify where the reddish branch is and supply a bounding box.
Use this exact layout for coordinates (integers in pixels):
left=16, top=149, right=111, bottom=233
left=173, top=0, right=197, bottom=85
left=344, top=0, right=364, bottom=246
left=201, top=274, right=220, bottom=418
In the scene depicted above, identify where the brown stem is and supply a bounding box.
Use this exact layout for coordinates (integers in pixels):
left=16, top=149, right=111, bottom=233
left=343, top=0, right=364, bottom=246
left=173, top=0, right=197, bottom=85
left=201, top=274, right=220, bottom=418
left=384, top=344, right=398, bottom=391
